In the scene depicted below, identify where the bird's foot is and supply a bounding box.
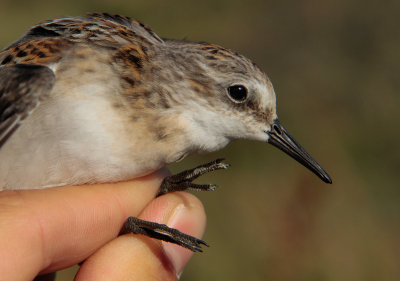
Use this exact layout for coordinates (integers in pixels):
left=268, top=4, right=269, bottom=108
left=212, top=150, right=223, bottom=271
left=120, top=216, right=208, bottom=252
left=120, top=159, right=228, bottom=252
left=158, top=158, right=230, bottom=196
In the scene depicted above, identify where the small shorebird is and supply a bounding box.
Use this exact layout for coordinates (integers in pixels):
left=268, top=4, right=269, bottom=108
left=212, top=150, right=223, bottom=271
left=0, top=13, right=331, bottom=251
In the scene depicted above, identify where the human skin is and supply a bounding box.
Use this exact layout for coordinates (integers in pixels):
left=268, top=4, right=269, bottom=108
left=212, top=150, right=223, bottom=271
left=0, top=168, right=206, bottom=281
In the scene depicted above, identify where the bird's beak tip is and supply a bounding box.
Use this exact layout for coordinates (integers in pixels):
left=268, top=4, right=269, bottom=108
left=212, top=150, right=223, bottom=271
left=266, top=119, right=332, bottom=184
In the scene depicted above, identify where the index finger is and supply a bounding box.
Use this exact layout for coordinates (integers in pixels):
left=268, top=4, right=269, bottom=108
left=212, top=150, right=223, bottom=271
left=0, top=169, right=168, bottom=280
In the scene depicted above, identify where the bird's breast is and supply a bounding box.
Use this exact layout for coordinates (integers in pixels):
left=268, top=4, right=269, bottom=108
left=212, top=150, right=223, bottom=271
left=0, top=68, right=178, bottom=190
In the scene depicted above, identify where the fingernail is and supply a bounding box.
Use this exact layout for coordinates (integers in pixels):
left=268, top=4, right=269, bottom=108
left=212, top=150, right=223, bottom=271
left=163, top=203, right=197, bottom=278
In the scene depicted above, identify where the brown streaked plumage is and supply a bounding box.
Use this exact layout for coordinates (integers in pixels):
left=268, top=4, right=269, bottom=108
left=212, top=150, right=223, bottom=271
left=0, top=13, right=331, bottom=253
left=0, top=11, right=331, bottom=187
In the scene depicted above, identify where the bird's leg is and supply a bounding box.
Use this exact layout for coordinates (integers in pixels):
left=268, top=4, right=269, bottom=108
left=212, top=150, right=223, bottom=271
left=120, top=159, right=229, bottom=252
left=120, top=217, right=208, bottom=252
left=158, top=158, right=230, bottom=196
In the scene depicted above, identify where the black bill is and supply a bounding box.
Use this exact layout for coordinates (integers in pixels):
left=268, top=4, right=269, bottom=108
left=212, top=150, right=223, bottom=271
left=266, top=119, right=332, bottom=184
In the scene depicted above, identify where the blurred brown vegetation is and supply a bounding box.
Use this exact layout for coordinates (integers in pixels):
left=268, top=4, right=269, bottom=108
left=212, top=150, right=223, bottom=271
left=1, top=0, right=399, bottom=280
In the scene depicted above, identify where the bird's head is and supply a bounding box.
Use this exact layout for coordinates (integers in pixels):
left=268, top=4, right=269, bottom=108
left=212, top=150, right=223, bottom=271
left=152, top=41, right=331, bottom=183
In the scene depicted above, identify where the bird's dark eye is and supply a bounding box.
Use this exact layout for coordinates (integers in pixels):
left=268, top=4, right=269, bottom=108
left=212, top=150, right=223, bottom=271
left=227, top=85, right=248, bottom=103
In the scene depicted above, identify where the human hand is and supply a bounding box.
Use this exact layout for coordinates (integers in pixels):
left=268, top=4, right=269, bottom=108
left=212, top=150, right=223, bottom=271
left=0, top=169, right=206, bottom=280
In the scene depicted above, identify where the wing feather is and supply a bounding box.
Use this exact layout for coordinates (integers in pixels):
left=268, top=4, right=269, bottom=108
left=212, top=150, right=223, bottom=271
left=0, top=64, right=55, bottom=148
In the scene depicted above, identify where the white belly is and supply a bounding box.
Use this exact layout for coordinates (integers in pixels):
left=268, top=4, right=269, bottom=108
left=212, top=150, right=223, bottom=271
left=0, top=87, right=165, bottom=190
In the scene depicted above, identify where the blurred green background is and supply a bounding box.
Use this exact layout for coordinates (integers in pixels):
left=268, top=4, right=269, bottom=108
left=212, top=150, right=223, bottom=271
left=1, top=0, right=398, bottom=280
